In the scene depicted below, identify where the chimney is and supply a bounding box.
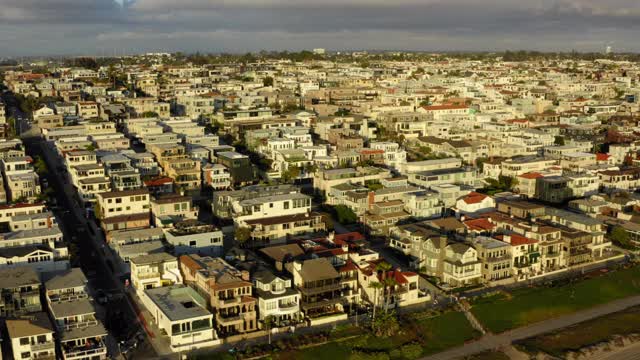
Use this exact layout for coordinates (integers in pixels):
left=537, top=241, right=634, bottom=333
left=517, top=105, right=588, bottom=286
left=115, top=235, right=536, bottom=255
left=241, top=270, right=250, bottom=282
left=328, top=231, right=336, bottom=243
left=504, top=235, right=511, bottom=243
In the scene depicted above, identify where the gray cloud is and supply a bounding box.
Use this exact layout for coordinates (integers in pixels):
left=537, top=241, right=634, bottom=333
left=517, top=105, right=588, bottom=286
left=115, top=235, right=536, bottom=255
left=0, top=0, right=639, bottom=56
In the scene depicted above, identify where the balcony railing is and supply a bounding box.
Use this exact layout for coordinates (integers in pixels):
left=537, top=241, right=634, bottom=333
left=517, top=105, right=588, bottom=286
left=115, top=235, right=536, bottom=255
left=216, top=313, right=243, bottom=325
left=31, top=342, right=55, bottom=352
left=136, top=272, right=161, bottom=280
left=63, top=340, right=106, bottom=359
left=301, top=297, right=341, bottom=310
left=61, top=319, right=98, bottom=332
left=278, top=302, right=298, bottom=309
left=218, top=297, right=240, bottom=306
left=485, top=255, right=511, bottom=263
left=299, top=282, right=341, bottom=295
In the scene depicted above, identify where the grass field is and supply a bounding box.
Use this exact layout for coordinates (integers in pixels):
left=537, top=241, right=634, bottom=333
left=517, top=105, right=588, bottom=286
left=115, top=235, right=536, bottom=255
left=516, top=306, right=640, bottom=357
left=470, top=266, right=640, bottom=333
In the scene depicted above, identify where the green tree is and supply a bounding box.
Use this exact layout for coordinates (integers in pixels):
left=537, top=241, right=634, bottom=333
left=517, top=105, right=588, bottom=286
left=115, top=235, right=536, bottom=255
left=281, top=166, right=301, bottom=183
left=34, top=156, right=48, bottom=176
left=263, top=76, right=274, bottom=87
left=371, top=311, right=400, bottom=338
left=141, top=111, right=159, bottom=118
left=234, top=226, right=252, bottom=246
left=610, top=226, right=634, bottom=249
left=334, top=205, right=357, bottom=224
left=554, top=136, right=565, bottom=146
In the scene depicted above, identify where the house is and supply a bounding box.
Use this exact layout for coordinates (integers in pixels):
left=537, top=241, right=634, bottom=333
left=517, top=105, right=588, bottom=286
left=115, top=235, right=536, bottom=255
left=455, top=192, right=496, bottom=217
left=164, top=220, right=224, bottom=256
left=216, top=152, right=254, bottom=186
left=442, top=243, right=482, bottom=287
left=202, top=164, right=231, bottom=190
left=95, top=189, right=150, bottom=236
left=130, top=252, right=182, bottom=295
left=150, top=194, right=199, bottom=227
left=473, top=237, right=512, bottom=284
left=140, top=285, right=220, bottom=352
left=286, top=258, right=349, bottom=323
left=179, top=255, right=258, bottom=337
left=0, top=266, right=41, bottom=316
left=45, top=268, right=108, bottom=360
left=253, top=270, right=302, bottom=327
left=6, top=313, right=56, bottom=360
left=357, top=261, right=430, bottom=310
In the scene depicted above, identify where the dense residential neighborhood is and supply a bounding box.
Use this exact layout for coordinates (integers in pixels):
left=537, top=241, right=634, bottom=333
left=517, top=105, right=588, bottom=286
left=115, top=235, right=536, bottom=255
left=2, top=51, right=640, bottom=359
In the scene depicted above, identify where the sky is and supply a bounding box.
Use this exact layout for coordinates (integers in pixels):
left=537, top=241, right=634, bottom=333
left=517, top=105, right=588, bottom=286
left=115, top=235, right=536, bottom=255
left=1, top=0, right=640, bottom=56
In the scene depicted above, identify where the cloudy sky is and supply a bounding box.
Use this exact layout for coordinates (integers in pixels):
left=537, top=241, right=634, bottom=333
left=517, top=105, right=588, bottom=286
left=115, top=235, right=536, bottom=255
left=1, top=0, right=639, bottom=56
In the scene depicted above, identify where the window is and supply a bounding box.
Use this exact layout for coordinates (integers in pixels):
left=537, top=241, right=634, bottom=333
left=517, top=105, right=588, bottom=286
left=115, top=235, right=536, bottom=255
left=189, top=241, right=196, bottom=246
left=20, top=337, right=30, bottom=345
left=284, top=201, right=289, bottom=210
left=21, top=352, right=31, bottom=359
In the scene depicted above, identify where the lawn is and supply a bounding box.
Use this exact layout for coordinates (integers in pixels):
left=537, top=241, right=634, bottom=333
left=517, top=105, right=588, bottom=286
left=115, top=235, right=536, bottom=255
left=415, top=311, right=481, bottom=355
left=251, top=311, right=477, bottom=360
left=516, top=306, right=640, bottom=357
left=471, top=266, right=640, bottom=333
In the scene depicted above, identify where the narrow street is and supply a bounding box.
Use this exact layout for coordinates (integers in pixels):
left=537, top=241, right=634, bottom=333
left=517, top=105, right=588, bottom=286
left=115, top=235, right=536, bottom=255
left=22, top=132, right=157, bottom=359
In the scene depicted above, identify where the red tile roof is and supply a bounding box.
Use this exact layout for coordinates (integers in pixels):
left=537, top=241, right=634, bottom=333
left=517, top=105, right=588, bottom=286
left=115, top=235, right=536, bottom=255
left=463, top=218, right=496, bottom=231
left=422, top=104, right=468, bottom=111
left=596, top=153, right=611, bottom=161
left=462, top=192, right=489, bottom=205
left=144, top=176, right=173, bottom=187
left=496, top=234, right=537, bottom=246
left=518, top=172, right=544, bottom=180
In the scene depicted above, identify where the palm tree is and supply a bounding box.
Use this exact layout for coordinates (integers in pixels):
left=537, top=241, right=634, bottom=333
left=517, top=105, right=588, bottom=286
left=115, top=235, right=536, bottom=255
left=264, top=315, right=274, bottom=345
left=383, top=277, right=398, bottom=313
left=375, top=262, right=392, bottom=311
left=368, top=281, right=383, bottom=321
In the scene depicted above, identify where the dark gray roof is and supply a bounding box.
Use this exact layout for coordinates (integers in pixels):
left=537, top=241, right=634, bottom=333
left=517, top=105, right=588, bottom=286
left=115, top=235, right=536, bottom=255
left=45, top=268, right=87, bottom=291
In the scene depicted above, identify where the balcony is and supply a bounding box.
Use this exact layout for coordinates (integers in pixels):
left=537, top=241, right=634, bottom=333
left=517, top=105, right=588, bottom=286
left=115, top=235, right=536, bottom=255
left=31, top=341, right=55, bottom=352
left=299, top=282, right=341, bottom=295
left=61, top=319, right=99, bottom=332
left=137, top=272, right=161, bottom=280
left=301, top=297, right=341, bottom=311
left=63, top=339, right=106, bottom=360
left=216, top=313, right=244, bottom=326
left=485, top=255, right=511, bottom=263
left=278, top=302, right=298, bottom=310
left=544, top=251, right=562, bottom=258
left=217, top=297, right=241, bottom=306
